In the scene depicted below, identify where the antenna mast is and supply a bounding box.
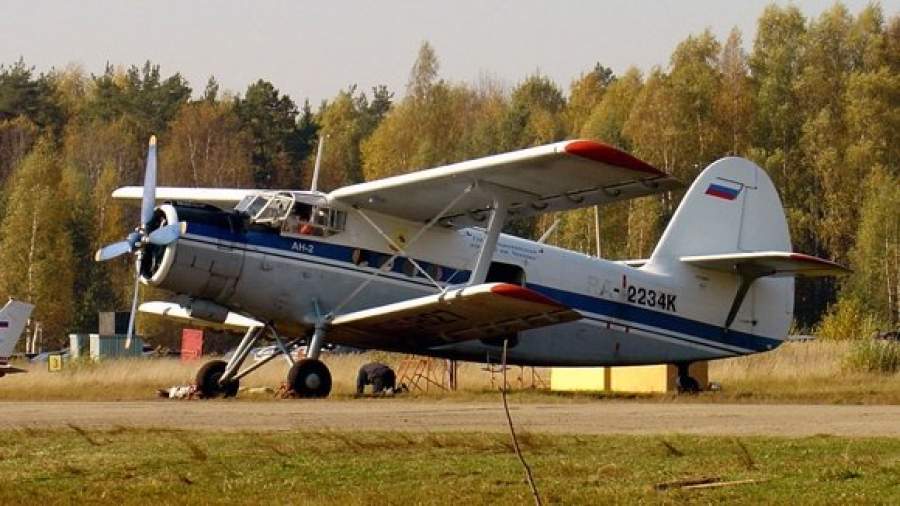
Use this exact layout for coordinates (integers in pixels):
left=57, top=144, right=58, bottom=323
left=310, top=135, right=326, bottom=192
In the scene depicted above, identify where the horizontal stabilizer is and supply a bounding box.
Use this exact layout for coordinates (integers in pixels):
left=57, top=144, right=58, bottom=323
left=139, top=301, right=264, bottom=330
left=327, top=283, right=581, bottom=349
left=681, top=251, right=850, bottom=277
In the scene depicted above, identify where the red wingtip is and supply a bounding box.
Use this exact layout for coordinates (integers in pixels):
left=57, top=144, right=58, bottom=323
left=564, top=140, right=663, bottom=176
left=490, top=283, right=566, bottom=307
left=789, top=253, right=850, bottom=271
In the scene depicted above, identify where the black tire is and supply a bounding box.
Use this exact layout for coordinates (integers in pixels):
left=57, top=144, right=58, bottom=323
left=676, top=374, right=701, bottom=394
left=195, top=360, right=240, bottom=398
left=288, top=359, right=332, bottom=398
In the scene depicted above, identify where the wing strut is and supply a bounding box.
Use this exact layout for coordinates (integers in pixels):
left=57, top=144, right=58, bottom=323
left=327, top=183, right=475, bottom=318
left=469, top=193, right=509, bottom=286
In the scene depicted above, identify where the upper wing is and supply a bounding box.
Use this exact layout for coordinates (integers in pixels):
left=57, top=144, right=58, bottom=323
left=328, top=140, right=680, bottom=227
left=680, top=251, right=850, bottom=277
left=112, top=187, right=257, bottom=207
left=326, top=283, right=581, bottom=349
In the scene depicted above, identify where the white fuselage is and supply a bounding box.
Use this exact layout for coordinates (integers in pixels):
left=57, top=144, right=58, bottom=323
left=150, top=202, right=786, bottom=367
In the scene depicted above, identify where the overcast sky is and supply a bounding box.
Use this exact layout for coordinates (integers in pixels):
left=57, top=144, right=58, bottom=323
left=2, top=1, right=896, bottom=104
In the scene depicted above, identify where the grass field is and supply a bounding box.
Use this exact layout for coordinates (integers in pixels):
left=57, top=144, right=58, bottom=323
left=1, top=428, right=898, bottom=505
left=2, top=341, right=899, bottom=403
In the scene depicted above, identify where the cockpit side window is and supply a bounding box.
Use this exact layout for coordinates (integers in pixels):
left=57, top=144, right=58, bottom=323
left=283, top=204, right=346, bottom=237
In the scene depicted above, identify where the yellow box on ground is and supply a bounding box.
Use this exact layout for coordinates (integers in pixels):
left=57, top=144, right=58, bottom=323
left=550, top=362, right=707, bottom=393
left=549, top=367, right=610, bottom=391
left=48, top=354, right=63, bottom=372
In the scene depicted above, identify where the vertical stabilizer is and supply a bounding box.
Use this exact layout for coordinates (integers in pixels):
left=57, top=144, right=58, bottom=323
left=649, top=157, right=791, bottom=266
left=0, top=299, right=35, bottom=359
left=647, top=157, right=794, bottom=342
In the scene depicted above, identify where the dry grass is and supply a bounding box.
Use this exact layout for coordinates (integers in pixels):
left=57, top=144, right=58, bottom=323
left=708, top=341, right=900, bottom=403
left=0, top=352, right=529, bottom=401
left=2, top=341, right=899, bottom=403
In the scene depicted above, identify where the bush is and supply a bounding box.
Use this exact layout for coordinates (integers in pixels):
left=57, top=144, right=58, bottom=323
left=844, top=339, right=900, bottom=374
left=816, top=298, right=881, bottom=340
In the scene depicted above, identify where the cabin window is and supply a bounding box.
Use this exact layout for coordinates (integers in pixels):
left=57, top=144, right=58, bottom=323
left=485, top=262, right=526, bottom=286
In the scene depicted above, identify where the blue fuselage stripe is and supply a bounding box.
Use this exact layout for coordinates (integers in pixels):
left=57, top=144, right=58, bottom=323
left=185, top=223, right=779, bottom=353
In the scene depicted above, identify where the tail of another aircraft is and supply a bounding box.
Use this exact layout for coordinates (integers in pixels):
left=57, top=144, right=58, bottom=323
left=0, top=299, right=35, bottom=361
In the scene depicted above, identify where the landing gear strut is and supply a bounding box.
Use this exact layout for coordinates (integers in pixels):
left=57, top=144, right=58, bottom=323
left=675, top=362, right=701, bottom=394
left=195, top=324, right=303, bottom=399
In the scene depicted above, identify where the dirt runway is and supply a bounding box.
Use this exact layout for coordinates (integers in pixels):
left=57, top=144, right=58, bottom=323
left=2, top=400, right=899, bottom=436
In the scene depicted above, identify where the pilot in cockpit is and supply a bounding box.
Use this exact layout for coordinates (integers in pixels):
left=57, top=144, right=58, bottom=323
left=292, top=202, right=321, bottom=236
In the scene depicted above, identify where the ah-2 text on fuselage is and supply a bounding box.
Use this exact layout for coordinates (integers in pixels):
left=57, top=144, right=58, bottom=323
left=97, top=136, right=847, bottom=397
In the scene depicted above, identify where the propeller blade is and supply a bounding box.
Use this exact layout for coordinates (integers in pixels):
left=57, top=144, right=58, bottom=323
left=125, top=260, right=142, bottom=350
left=140, top=136, right=158, bottom=227
left=147, top=222, right=185, bottom=246
left=94, top=241, right=132, bottom=262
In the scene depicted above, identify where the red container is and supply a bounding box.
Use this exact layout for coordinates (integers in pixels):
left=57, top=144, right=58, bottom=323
left=181, top=329, right=204, bottom=362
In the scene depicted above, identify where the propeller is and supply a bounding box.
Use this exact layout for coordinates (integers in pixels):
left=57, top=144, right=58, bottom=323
left=94, top=136, right=182, bottom=348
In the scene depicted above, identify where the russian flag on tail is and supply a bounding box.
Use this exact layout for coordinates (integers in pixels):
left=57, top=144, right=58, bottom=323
left=705, top=179, right=742, bottom=201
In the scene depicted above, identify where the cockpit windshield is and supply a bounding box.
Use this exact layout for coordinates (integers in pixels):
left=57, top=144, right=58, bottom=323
left=235, top=191, right=346, bottom=237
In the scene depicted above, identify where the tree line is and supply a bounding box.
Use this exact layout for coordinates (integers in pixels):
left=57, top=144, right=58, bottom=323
left=0, top=2, right=896, bottom=347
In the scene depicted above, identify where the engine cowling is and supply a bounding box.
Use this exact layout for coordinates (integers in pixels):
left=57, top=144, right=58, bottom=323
left=140, top=204, right=245, bottom=305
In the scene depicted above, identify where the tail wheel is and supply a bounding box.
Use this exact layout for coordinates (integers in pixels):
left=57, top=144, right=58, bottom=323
left=676, top=374, right=701, bottom=394
left=195, top=360, right=240, bottom=398
left=288, top=359, right=332, bottom=398
left=675, top=362, right=701, bottom=394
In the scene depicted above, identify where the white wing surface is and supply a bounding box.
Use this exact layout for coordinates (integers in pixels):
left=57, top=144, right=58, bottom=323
left=328, top=140, right=680, bottom=227
left=112, top=187, right=257, bottom=207
left=326, top=283, right=581, bottom=349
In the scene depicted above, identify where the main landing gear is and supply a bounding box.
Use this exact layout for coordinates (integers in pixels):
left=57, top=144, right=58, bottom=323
left=675, top=362, right=701, bottom=394
left=287, top=323, right=331, bottom=397
left=195, top=323, right=333, bottom=399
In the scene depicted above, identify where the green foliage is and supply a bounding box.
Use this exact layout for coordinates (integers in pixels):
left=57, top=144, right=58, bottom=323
left=843, top=168, right=900, bottom=326
left=310, top=85, right=393, bottom=190
left=0, top=58, right=65, bottom=132
left=84, top=62, right=191, bottom=139
left=234, top=79, right=313, bottom=186
left=0, top=116, right=39, bottom=189
left=580, top=67, right=642, bottom=148
left=501, top=73, right=566, bottom=150
left=161, top=100, right=254, bottom=187
left=565, top=63, right=614, bottom=134
left=844, top=339, right=900, bottom=374
left=816, top=298, right=882, bottom=341
left=0, top=139, right=74, bottom=345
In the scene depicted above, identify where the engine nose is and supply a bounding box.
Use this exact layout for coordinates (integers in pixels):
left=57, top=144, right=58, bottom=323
left=139, top=204, right=179, bottom=286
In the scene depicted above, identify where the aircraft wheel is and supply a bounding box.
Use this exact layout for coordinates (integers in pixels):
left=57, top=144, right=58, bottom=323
left=196, top=360, right=240, bottom=398
left=288, top=359, right=332, bottom=398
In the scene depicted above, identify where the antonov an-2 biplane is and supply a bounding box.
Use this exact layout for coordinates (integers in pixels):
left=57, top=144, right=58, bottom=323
left=97, top=136, right=847, bottom=397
